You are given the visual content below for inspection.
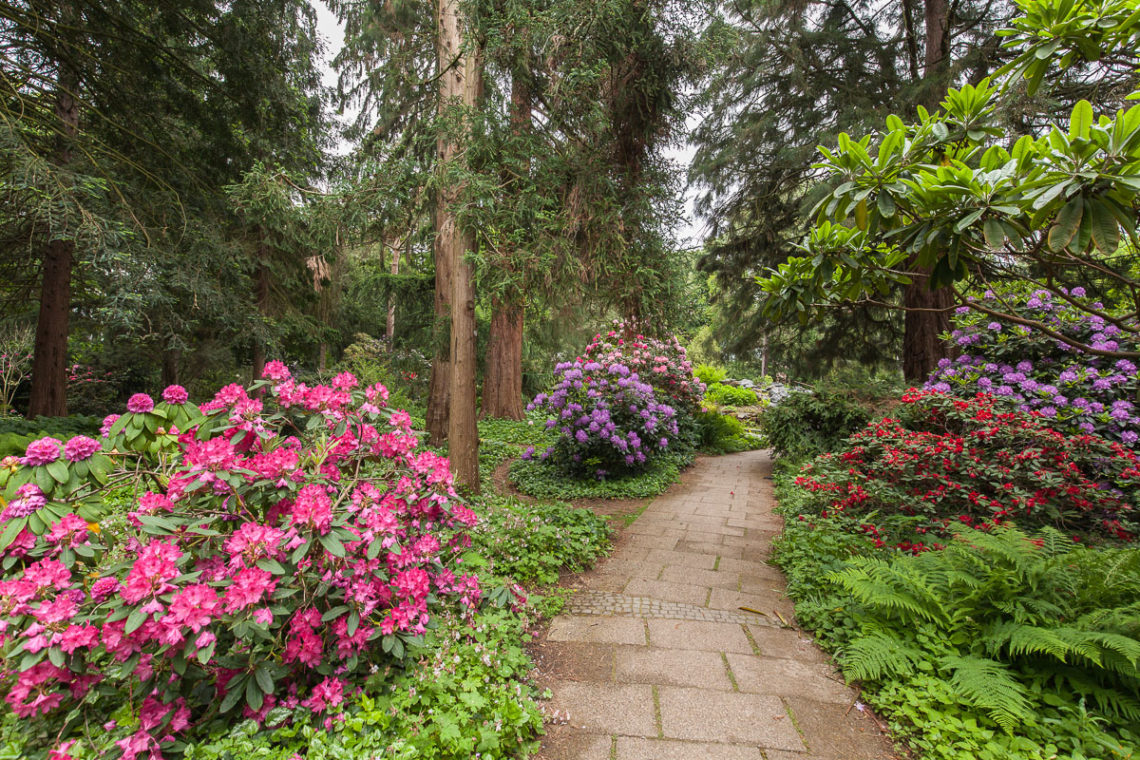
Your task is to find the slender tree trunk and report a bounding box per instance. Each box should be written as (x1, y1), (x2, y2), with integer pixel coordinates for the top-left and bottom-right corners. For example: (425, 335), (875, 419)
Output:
(251, 257), (269, 383)
(900, 0), (954, 384)
(386, 236), (401, 347)
(482, 75), (529, 421)
(426, 228), (453, 442)
(434, 0), (480, 490)
(28, 53), (80, 419)
(161, 348), (181, 387)
(902, 0), (921, 81)
(482, 299), (524, 419)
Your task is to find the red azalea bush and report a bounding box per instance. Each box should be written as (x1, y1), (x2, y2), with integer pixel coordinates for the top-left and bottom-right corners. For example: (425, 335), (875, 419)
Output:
(794, 390), (1139, 551)
(582, 320), (705, 413)
(0, 364), (480, 759)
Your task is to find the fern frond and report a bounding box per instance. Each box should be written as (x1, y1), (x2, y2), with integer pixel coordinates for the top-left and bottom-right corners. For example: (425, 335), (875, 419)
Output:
(839, 632), (925, 682)
(941, 655), (1032, 733)
(829, 559), (948, 626)
(984, 621), (1074, 661)
(1056, 668), (1140, 722)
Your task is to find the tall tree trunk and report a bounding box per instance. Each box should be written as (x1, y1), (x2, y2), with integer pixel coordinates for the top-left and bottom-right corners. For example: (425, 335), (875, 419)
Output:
(434, 0), (480, 490)
(251, 256), (269, 383)
(426, 225), (452, 442)
(482, 74), (529, 421)
(900, 0), (954, 384)
(386, 236), (401, 348)
(28, 54), (80, 419)
(902, 0), (921, 81)
(161, 347), (181, 387)
(482, 299), (524, 419)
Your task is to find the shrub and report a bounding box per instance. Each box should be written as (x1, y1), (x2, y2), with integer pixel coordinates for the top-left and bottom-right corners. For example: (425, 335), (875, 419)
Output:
(927, 287), (1140, 447)
(704, 382), (757, 407)
(0, 367), (481, 758)
(0, 416), (102, 458)
(525, 359), (680, 478)
(760, 389), (871, 458)
(693, 364), (727, 385)
(581, 321), (705, 414)
(694, 411), (757, 454)
(795, 390), (1139, 547)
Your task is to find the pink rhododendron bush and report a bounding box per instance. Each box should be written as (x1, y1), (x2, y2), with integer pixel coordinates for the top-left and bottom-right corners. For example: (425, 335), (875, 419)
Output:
(0, 363), (481, 759)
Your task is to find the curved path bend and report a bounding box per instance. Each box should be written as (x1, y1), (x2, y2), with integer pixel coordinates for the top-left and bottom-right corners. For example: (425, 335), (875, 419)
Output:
(531, 449), (900, 760)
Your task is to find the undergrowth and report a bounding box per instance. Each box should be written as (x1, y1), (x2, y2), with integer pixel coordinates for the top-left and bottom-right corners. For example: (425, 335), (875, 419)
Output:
(773, 459), (1140, 760)
(508, 451), (693, 500)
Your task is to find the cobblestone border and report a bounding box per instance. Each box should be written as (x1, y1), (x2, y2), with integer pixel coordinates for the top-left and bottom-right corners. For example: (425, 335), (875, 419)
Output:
(565, 590), (775, 626)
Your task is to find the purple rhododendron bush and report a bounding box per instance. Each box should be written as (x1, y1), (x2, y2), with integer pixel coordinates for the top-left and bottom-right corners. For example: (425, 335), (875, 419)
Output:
(0, 363), (482, 759)
(927, 287), (1140, 447)
(523, 322), (704, 479)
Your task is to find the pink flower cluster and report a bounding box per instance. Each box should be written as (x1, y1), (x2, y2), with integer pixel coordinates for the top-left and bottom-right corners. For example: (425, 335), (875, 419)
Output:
(583, 319), (705, 411)
(0, 362), (481, 757)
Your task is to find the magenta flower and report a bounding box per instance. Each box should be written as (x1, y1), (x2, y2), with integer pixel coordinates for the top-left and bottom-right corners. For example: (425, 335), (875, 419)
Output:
(63, 435), (100, 463)
(22, 437), (61, 466)
(99, 414), (120, 437)
(162, 384), (189, 405)
(126, 393), (154, 414)
(3, 483), (46, 519)
(262, 360), (291, 381)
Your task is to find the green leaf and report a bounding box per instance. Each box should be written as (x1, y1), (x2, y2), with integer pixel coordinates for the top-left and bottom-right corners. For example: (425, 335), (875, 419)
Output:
(854, 199), (868, 230)
(0, 517), (29, 552)
(254, 665), (274, 695)
(256, 559), (287, 575)
(877, 192), (896, 218)
(109, 415), (130, 438)
(983, 218), (1005, 249)
(1089, 200), (1121, 255)
(220, 679), (246, 713)
(1069, 100), (1093, 140)
(1049, 197), (1084, 251)
(318, 533), (346, 558)
(46, 460), (69, 484)
(125, 608), (149, 635)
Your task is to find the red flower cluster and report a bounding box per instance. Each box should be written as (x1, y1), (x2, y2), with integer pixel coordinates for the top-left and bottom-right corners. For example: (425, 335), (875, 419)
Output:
(795, 390), (1138, 546)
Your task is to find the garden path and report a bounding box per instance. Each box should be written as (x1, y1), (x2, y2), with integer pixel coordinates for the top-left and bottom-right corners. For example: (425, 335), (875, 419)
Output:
(530, 449), (900, 760)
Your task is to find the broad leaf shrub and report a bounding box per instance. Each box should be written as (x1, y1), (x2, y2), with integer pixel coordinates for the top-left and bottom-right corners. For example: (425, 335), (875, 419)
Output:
(794, 390), (1139, 549)
(525, 360), (681, 478)
(0, 415), (101, 458)
(760, 388), (871, 458)
(774, 468), (1140, 759)
(0, 366), (485, 759)
(928, 287), (1140, 447)
(704, 383), (757, 407)
(581, 320), (705, 413)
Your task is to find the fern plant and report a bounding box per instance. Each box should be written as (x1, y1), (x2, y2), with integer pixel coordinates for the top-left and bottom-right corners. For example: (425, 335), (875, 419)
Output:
(829, 526), (1140, 737)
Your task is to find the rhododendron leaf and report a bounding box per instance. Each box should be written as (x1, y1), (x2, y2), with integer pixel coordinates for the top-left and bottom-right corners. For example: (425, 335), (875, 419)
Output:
(382, 634), (395, 653)
(366, 537), (383, 559)
(46, 460), (69, 484)
(20, 651), (42, 670)
(290, 540), (310, 564)
(0, 516), (28, 552)
(138, 515), (178, 534)
(319, 533), (346, 557)
(256, 559), (286, 575)
(220, 680), (245, 714)
(125, 608), (148, 635)
(196, 642), (216, 665)
(322, 605), (349, 622)
(34, 467), (54, 495)
(28, 512), (46, 534)
(109, 415), (130, 438)
(254, 664), (274, 695)
(73, 544), (94, 558)
(347, 610), (360, 636)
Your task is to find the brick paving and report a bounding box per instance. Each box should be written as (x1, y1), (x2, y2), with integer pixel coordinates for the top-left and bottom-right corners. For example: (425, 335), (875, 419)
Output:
(531, 450), (900, 760)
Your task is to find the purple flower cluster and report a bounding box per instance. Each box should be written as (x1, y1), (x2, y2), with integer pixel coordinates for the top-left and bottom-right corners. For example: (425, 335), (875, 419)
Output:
(526, 359), (680, 477)
(928, 288), (1140, 446)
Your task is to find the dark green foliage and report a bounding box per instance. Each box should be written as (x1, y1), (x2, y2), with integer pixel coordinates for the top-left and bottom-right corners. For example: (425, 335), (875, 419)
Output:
(704, 382), (757, 407)
(773, 463), (1140, 759)
(694, 411), (759, 454)
(760, 390), (870, 458)
(467, 495), (612, 585)
(508, 452), (693, 500)
(0, 415), (101, 457)
(694, 364), (727, 385)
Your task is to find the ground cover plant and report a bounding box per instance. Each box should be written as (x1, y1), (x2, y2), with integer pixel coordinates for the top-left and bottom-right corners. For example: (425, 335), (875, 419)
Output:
(927, 288), (1140, 448)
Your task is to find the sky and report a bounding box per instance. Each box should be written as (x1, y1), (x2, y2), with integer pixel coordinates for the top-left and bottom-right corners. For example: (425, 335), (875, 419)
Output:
(312, 1), (705, 249)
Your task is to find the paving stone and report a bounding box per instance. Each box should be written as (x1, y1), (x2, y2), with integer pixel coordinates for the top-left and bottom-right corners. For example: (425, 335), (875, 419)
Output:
(613, 645), (734, 690)
(625, 534), (680, 550)
(647, 619), (753, 653)
(725, 653), (851, 703)
(544, 682), (657, 737)
(675, 540), (742, 558)
(738, 572), (790, 595)
(746, 626), (831, 663)
(708, 588), (796, 622)
(548, 616), (647, 646)
(624, 578), (710, 606)
(715, 557), (782, 576)
(616, 737), (764, 759)
(783, 697), (898, 759)
(566, 591), (768, 624)
(657, 686), (804, 749)
(534, 641), (616, 682)
(581, 574), (632, 593)
(643, 549), (717, 569)
(659, 565), (742, 590)
(535, 726), (613, 760)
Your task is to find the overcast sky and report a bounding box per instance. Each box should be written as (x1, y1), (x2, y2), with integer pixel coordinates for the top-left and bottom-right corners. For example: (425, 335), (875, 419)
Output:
(312, 1), (705, 249)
